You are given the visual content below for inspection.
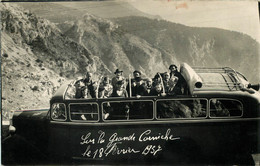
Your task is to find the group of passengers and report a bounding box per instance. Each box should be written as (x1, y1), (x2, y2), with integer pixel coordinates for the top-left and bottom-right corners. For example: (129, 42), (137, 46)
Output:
(74, 64), (186, 99)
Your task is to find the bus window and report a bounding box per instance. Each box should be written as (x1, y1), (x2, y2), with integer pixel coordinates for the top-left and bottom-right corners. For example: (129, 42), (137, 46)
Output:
(69, 103), (99, 121)
(156, 99), (207, 119)
(210, 99), (243, 118)
(102, 100), (153, 120)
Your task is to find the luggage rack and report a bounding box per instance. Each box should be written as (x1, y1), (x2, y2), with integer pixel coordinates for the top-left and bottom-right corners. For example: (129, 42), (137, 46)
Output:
(192, 66), (243, 91)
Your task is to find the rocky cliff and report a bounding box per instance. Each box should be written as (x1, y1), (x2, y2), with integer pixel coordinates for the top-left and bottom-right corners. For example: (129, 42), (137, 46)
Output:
(114, 16), (260, 83)
(1, 4), (110, 113)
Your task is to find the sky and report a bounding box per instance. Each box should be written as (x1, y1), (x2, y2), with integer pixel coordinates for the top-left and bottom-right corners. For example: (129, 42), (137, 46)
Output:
(127, 0), (260, 43)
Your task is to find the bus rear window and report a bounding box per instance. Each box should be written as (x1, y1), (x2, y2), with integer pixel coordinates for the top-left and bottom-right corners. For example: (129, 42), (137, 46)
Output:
(209, 99), (243, 118)
(156, 99), (207, 119)
(69, 103), (99, 121)
(102, 100), (153, 121)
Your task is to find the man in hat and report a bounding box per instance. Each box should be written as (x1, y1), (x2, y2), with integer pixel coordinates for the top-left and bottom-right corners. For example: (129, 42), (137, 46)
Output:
(112, 69), (125, 89)
(169, 64), (186, 94)
(127, 70), (147, 97)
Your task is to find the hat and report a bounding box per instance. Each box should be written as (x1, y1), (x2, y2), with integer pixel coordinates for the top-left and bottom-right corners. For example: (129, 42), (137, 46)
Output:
(114, 69), (123, 74)
(169, 64), (177, 70)
(133, 70), (141, 75)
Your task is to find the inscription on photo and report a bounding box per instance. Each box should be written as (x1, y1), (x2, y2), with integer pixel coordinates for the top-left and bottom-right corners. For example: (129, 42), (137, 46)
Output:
(80, 129), (180, 159)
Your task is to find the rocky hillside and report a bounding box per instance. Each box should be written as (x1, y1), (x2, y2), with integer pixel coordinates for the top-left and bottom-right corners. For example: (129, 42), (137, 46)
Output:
(1, 4), (110, 114)
(113, 16), (260, 83)
(64, 13), (176, 78)
(17, 2), (259, 82)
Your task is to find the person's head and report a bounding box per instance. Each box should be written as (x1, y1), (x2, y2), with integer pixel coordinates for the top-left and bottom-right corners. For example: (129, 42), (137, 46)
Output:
(153, 75), (161, 83)
(163, 72), (170, 80)
(133, 70), (141, 79)
(135, 77), (143, 86)
(85, 72), (93, 80)
(169, 64), (178, 73)
(116, 80), (124, 90)
(154, 83), (162, 92)
(146, 78), (152, 86)
(114, 69), (123, 77)
(103, 77), (110, 85)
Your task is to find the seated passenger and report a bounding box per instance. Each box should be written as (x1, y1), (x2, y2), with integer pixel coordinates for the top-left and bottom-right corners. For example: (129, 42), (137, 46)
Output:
(144, 78), (153, 96)
(167, 76), (179, 96)
(163, 72), (171, 93)
(83, 72), (97, 98)
(111, 80), (128, 98)
(150, 83), (164, 96)
(99, 76), (113, 98)
(112, 69), (125, 89)
(74, 79), (92, 99)
(152, 74), (162, 87)
(127, 70), (147, 97)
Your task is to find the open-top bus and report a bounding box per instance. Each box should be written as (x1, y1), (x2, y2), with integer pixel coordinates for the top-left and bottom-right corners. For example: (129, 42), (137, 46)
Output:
(2, 63), (260, 165)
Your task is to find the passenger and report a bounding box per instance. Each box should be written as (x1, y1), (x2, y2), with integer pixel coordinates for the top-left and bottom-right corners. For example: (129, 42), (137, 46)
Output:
(150, 83), (163, 96)
(152, 74), (162, 88)
(127, 70), (147, 97)
(167, 77), (179, 96)
(163, 72), (171, 93)
(169, 64), (186, 94)
(83, 72), (97, 98)
(99, 76), (113, 98)
(74, 79), (92, 99)
(145, 78), (153, 96)
(111, 80), (128, 97)
(112, 69), (125, 89)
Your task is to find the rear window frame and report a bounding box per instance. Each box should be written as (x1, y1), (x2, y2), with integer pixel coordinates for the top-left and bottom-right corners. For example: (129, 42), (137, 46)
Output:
(209, 98), (243, 119)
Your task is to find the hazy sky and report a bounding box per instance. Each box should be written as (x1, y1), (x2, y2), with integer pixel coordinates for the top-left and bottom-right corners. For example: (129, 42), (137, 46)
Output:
(127, 0), (260, 43)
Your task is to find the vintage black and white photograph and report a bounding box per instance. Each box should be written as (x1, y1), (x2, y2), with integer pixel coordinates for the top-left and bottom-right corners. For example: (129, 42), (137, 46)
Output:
(1, 0), (260, 165)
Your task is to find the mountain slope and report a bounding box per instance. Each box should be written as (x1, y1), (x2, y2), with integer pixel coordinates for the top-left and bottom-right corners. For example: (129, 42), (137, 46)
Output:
(1, 4), (110, 112)
(114, 16), (260, 82)
(64, 13), (177, 78)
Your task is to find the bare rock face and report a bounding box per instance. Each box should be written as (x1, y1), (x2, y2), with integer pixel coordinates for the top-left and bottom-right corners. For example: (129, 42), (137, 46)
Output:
(114, 16), (260, 83)
(1, 4), (110, 113)
(64, 13), (177, 78)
